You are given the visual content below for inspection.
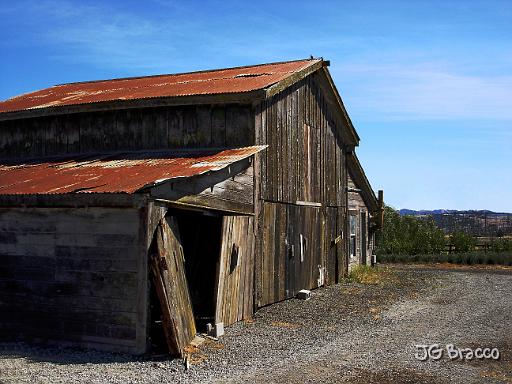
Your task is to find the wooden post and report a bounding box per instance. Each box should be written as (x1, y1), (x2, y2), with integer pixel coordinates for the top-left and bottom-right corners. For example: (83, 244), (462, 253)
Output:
(377, 190), (384, 229)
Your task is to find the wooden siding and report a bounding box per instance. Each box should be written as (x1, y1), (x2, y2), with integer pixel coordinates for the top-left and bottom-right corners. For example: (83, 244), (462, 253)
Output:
(348, 171), (372, 268)
(150, 160), (254, 215)
(215, 216), (255, 326)
(254, 72), (346, 206)
(258, 202), (330, 307)
(254, 71), (349, 307)
(0, 207), (147, 353)
(0, 104), (253, 159)
(325, 206), (348, 284)
(337, 207), (348, 278)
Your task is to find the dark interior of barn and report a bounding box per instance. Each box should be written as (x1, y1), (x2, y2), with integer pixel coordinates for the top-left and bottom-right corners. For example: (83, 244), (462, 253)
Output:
(175, 212), (222, 331)
(148, 210), (223, 352)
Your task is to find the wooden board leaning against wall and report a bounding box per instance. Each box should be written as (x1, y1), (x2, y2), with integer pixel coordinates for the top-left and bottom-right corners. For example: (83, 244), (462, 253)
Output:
(150, 216), (196, 357)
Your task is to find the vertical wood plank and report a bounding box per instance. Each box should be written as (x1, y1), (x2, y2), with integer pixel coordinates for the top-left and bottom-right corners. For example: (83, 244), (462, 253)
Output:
(260, 101), (268, 200)
(182, 107), (197, 147)
(167, 109), (183, 147)
(215, 216), (255, 326)
(196, 106), (212, 146)
(211, 107), (226, 147)
(65, 115), (80, 154)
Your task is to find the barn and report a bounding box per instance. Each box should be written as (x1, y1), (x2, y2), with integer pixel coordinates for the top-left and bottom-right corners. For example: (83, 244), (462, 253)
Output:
(0, 58), (383, 356)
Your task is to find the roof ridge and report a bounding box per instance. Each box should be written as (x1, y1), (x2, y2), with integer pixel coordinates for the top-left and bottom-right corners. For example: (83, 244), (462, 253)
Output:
(55, 58), (318, 87)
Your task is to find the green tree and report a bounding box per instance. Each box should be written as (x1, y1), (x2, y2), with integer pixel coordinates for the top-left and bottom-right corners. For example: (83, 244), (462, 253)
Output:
(376, 206), (445, 255)
(450, 231), (475, 253)
(491, 238), (512, 253)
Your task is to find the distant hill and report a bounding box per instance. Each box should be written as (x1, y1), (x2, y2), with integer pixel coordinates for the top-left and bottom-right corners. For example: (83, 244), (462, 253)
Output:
(399, 209), (512, 236)
(399, 209), (508, 216)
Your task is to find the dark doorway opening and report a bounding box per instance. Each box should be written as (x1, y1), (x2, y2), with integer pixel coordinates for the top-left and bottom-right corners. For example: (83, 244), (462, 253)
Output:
(147, 210), (223, 354)
(148, 274), (167, 354)
(173, 211), (223, 332)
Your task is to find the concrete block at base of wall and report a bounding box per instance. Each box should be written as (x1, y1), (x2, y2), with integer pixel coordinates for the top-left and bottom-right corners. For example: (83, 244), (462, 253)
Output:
(214, 322), (224, 337)
(296, 289), (311, 300)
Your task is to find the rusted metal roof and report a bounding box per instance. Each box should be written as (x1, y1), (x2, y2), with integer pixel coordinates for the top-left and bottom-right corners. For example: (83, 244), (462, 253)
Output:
(0, 146), (265, 195)
(0, 59), (321, 114)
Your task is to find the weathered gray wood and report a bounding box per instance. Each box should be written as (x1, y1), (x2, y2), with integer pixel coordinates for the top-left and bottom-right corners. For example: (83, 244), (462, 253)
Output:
(251, 70), (367, 308)
(150, 216), (196, 357)
(176, 195), (253, 215)
(149, 159), (254, 214)
(0, 104), (253, 159)
(0, 194), (147, 208)
(0, 206), (147, 354)
(258, 201), (326, 306)
(255, 72), (351, 207)
(325, 207), (337, 285)
(0, 90), (266, 122)
(145, 201), (167, 251)
(226, 105), (251, 147)
(253, 102), (263, 311)
(337, 206), (348, 279)
(347, 168), (374, 268)
(215, 215), (255, 326)
(196, 106), (212, 146)
(265, 60), (323, 98)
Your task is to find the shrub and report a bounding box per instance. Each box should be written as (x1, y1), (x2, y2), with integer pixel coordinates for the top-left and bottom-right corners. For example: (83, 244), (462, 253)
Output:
(450, 232), (476, 253)
(491, 238), (512, 253)
(376, 205), (446, 256)
(377, 251), (512, 266)
(474, 253), (485, 264)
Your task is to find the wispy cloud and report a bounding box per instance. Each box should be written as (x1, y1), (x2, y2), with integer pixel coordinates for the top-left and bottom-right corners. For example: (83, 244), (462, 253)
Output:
(2, 0), (208, 73)
(335, 63), (512, 121)
(0, 0), (372, 74)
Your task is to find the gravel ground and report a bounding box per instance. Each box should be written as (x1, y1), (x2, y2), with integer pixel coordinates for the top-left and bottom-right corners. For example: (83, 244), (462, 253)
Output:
(0, 264), (510, 384)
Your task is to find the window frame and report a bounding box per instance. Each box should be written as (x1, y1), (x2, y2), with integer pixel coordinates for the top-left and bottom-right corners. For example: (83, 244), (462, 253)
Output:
(349, 214), (357, 258)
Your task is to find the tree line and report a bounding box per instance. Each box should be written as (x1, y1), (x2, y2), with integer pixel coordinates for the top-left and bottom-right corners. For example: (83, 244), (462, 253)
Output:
(376, 206), (512, 256)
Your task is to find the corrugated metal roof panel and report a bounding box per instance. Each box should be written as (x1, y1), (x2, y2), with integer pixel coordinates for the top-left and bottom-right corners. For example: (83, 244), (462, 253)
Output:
(0, 59), (320, 113)
(0, 146), (265, 195)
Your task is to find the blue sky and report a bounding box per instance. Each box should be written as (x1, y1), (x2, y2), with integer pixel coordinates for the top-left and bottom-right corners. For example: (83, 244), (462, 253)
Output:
(1, 0), (511, 211)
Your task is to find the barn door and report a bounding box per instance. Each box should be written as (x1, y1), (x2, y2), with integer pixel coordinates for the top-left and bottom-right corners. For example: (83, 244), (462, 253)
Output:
(336, 208), (347, 280)
(325, 207), (338, 285)
(150, 216), (196, 357)
(215, 216), (255, 327)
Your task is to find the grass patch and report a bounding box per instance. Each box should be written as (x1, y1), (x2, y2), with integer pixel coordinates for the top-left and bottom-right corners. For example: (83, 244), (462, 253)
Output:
(348, 265), (397, 286)
(271, 321), (301, 329)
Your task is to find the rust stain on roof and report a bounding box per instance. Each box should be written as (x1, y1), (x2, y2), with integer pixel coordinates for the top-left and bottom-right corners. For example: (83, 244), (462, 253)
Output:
(0, 59), (320, 114)
(0, 146), (266, 195)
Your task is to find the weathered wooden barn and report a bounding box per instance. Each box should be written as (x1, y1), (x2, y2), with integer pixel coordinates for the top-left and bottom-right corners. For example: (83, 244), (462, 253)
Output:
(0, 58), (382, 356)
(347, 153), (383, 269)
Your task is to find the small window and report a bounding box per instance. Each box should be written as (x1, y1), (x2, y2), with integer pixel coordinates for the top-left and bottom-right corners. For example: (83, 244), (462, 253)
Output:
(349, 215), (357, 258)
(350, 215), (357, 236)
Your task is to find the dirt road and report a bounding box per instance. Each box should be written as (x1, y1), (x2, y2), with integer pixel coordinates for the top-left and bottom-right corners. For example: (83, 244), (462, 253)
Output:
(1, 265), (511, 383)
